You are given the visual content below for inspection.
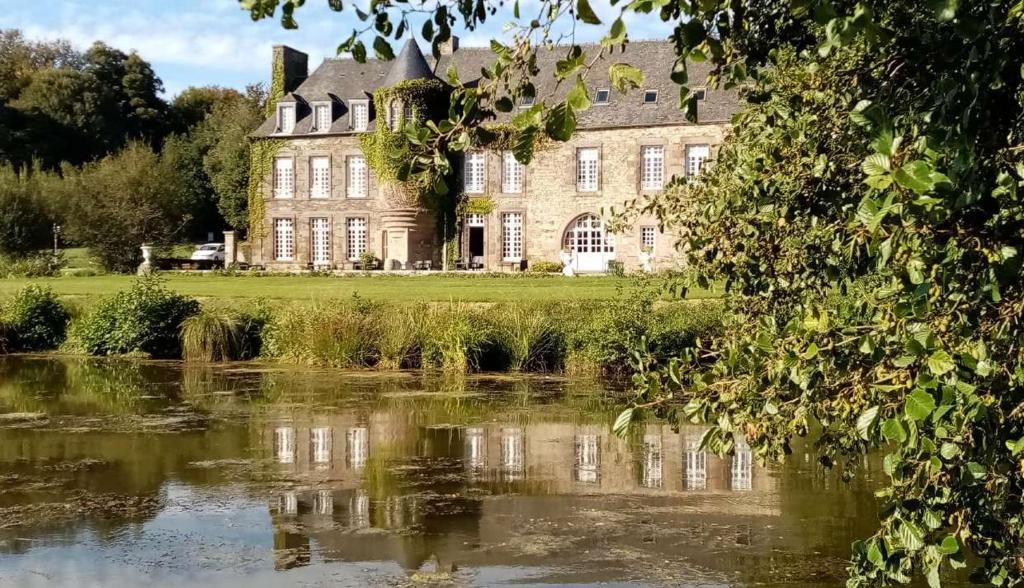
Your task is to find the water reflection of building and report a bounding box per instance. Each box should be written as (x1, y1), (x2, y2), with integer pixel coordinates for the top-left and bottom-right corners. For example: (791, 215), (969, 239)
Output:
(261, 416), (773, 571)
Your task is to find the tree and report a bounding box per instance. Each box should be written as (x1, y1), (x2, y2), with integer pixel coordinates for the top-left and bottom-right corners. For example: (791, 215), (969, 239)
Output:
(0, 163), (55, 256)
(0, 30), (80, 103)
(169, 86), (245, 134)
(58, 142), (191, 272)
(245, 1), (1024, 586)
(198, 84), (266, 232)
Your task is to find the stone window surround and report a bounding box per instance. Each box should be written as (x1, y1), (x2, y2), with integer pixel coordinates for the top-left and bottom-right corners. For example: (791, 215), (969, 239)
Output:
(272, 154), (296, 199)
(574, 142), (603, 195)
(637, 139), (667, 193)
(345, 152), (369, 198)
(344, 214), (370, 261)
(500, 151), (526, 195)
(307, 153), (333, 199)
(276, 103), (297, 134)
(500, 209), (527, 262)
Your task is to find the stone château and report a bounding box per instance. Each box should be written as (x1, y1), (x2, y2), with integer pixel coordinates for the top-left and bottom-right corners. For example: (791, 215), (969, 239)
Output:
(249, 39), (739, 272)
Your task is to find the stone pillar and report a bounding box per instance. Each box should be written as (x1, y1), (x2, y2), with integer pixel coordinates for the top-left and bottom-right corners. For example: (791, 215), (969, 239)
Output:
(380, 208), (420, 271)
(223, 230), (237, 267)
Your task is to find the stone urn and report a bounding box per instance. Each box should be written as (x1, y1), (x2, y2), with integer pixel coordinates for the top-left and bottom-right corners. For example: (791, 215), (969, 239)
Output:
(138, 244), (154, 275)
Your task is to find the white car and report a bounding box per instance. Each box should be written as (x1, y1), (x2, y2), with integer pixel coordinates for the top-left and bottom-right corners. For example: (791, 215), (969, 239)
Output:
(190, 243), (226, 262)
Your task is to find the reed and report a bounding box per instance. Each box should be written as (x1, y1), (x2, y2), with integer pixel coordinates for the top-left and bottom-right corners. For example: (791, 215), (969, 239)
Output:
(372, 304), (420, 370)
(180, 308), (241, 362)
(419, 302), (491, 373)
(488, 303), (563, 371)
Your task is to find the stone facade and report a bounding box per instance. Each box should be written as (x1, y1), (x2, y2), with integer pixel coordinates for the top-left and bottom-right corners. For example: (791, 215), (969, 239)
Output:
(251, 41), (735, 272)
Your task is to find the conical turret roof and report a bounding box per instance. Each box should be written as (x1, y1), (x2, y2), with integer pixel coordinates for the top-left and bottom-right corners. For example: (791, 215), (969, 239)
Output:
(381, 40), (436, 87)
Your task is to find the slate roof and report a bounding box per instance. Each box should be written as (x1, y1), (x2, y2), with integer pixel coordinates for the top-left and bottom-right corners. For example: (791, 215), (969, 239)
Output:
(252, 39), (741, 138)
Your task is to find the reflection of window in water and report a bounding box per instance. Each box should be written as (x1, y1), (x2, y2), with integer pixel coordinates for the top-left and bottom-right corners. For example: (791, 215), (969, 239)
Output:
(641, 435), (663, 488)
(684, 435), (707, 490)
(465, 427), (486, 470)
(500, 428), (524, 480)
(310, 427), (332, 467)
(314, 489), (333, 515)
(347, 427), (369, 469)
(573, 434), (600, 485)
(349, 489), (370, 528)
(382, 495), (405, 528)
(731, 438), (753, 491)
(280, 491), (298, 515)
(274, 427), (295, 464)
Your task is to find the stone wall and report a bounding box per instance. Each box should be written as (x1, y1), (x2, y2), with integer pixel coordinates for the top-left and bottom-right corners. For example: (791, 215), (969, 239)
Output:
(254, 122), (728, 271)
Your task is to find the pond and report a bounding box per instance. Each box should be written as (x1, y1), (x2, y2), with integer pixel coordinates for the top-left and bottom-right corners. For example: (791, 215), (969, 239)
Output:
(0, 355), (900, 587)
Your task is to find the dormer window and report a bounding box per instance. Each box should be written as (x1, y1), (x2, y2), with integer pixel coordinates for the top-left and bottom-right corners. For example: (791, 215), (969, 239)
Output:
(594, 89), (610, 105)
(278, 104), (296, 134)
(312, 103), (332, 133)
(693, 88), (706, 101)
(351, 100), (369, 131)
(643, 90), (658, 104)
(519, 95), (535, 108)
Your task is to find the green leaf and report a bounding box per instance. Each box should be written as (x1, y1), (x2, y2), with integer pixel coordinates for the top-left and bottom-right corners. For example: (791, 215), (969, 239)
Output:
(897, 520), (925, 551)
(867, 541), (885, 569)
(575, 0), (602, 24)
(856, 406), (879, 440)
(544, 102), (577, 141)
(861, 153), (891, 176)
(802, 342), (818, 359)
(881, 418), (907, 443)
(613, 407), (634, 436)
(350, 40), (367, 63)
(939, 535), (960, 555)
(905, 390), (936, 421)
(602, 18), (627, 47)
(511, 125), (538, 165)
(928, 0), (958, 20)
(608, 63), (645, 94)
(373, 36), (395, 60)
(566, 76), (592, 111)
(940, 442), (960, 460)
(927, 350), (955, 376)
(1006, 437), (1024, 456)
(894, 160), (937, 194)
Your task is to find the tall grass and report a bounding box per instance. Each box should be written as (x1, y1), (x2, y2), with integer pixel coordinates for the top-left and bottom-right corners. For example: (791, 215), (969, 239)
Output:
(487, 303), (563, 371)
(181, 308), (241, 362)
(372, 305), (420, 370)
(418, 302), (491, 372)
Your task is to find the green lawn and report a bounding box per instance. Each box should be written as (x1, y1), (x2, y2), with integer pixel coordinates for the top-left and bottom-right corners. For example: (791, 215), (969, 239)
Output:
(0, 273), (717, 303)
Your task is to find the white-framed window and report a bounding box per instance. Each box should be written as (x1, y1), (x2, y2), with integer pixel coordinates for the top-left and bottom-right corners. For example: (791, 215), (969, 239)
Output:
(594, 88), (610, 104)
(519, 95), (535, 108)
(404, 105), (414, 123)
(684, 434), (707, 490)
(388, 100), (401, 130)
(576, 147), (599, 192)
(465, 213), (485, 227)
(686, 144), (711, 177)
(573, 434), (600, 484)
(501, 151), (523, 194)
(640, 145), (665, 190)
(273, 219), (294, 261)
(693, 88), (706, 101)
(346, 217), (367, 261)
(641, 225), (656, 253)
(310, 156), (330, 199)
(277, 104), (296, 133)
(501, 212), (523, 261)
(351, 100), (369, 131)
(310, 426), (332, 464)
(311, 217), (331, 266)
(347, 155), (368, 198)
(347, 427), (369, 469)
(464, 151), (486, 194)
(273, 157), (293, 199)
(641, 435), (663, 489)
(643, 90), (658, 104)
(312, 103), (332, 133)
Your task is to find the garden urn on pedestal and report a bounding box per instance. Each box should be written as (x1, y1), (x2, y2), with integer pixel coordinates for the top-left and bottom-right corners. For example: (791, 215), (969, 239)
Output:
(138, 244), (154, 275)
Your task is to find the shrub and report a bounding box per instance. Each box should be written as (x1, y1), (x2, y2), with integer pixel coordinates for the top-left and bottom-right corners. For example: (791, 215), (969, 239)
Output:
(66, 277), (200, 358)
(529, 260), (563, 274)
(359, 250), (379, 270)
(647, 300), (725, 362)
(0, 284), (70, 351)
(181, 308), (241, 362)
(0, 252), (65, 278)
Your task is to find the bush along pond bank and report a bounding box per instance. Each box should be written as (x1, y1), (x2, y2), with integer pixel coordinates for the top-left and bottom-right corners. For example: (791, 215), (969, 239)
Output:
(0, 277), (724, 375)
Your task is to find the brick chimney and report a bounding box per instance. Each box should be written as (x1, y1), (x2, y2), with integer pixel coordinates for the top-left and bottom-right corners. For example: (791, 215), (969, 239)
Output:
(438, 36), (460, 55)
(272, 45), (308, 94)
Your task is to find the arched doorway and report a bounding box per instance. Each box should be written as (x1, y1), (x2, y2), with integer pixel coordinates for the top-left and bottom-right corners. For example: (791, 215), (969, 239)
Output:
(563, 213), (615, 273)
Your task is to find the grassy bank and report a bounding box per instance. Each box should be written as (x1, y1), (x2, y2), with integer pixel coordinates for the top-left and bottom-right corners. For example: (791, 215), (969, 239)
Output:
(1, 278), (725, 376)
(0, 273), (718, 303)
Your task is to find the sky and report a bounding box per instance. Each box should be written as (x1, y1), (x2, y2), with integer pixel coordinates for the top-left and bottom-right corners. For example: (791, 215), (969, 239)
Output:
(0, 0), (675, 98)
